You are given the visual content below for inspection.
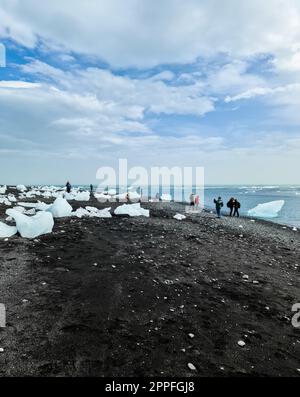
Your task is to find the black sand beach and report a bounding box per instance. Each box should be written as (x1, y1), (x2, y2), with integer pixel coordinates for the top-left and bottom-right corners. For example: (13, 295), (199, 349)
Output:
(0, 191), (300, 377)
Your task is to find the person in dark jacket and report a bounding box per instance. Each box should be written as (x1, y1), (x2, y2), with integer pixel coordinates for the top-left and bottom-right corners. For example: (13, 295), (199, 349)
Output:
(90, 184), (94, 193)
(214, 197), (224, 218)
(66, 181), (72, 194)
(233, 199), (241, 217)
(227, 197), (235, 216)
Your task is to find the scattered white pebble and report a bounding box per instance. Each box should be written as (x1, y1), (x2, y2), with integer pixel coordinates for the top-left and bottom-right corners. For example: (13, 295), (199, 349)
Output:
(253, 280), (259, 284)
(243, 275), (249, 280)
(188, 333), (195, 339)
(0, 348), (4, 353)
(238, 340), (246, 347)
(188, 363), (197, 371)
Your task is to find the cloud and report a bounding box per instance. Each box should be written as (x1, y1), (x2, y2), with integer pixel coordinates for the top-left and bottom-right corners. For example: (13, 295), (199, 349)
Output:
(19, 60), (215, 117)
(225, 83), (300, 103)
(1, 0), (300, 68)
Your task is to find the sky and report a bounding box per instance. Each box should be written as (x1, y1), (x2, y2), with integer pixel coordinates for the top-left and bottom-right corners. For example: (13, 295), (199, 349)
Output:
(0, 0), (300, 185)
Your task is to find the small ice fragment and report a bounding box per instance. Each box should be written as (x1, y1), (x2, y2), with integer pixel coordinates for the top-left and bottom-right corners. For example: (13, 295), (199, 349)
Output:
(238, 341), (246, 347)
(174, 213), (186, 221)
(188, 333), (195, 339)
(243, 275), (249, 280)
(188, 363), (197, 371)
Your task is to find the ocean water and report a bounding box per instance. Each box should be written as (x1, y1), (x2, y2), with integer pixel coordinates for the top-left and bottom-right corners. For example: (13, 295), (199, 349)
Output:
(202, 185), (300, 228)
(70, 184), (300, 227)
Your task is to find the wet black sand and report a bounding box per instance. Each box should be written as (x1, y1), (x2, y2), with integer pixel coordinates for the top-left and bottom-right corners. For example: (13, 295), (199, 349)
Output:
(0, 191), (300, 377)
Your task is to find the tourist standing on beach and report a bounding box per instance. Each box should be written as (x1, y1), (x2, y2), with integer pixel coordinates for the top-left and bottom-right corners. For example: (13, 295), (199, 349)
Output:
(233, 199), (241, 217)
(90, 184), (93, 193)
(195, 195), (200, 209)
(227, 197), (235, 216)
(66, 181), (72, 194)
(190, 193), (195, 209)
(214, 197), (223, 218)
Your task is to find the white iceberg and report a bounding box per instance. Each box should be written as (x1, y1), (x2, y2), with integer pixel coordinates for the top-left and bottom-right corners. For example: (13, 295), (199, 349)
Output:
(114, 203), (149, 217)
(0, 222), (17, 238)
(248, 200), (285, 218)
(6, 209), (54, 239)
(174, 213), (186, 221)
(0, 185), (7, 194)
(48, 197), (73, 218)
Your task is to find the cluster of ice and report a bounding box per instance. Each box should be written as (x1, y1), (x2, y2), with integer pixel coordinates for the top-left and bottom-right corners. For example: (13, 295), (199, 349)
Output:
(248, 200), (285, 218)
(64, 191), (90, 201)
(114, 203), (149, 217)
(95, 190), (141, 203)
(73, 207), (112, 219)
(6, 209), (54, 239)
(0, 185), (149, 239)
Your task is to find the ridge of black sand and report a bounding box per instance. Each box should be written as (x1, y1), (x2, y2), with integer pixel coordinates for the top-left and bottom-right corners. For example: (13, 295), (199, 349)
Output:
(0, 197), (300, 377)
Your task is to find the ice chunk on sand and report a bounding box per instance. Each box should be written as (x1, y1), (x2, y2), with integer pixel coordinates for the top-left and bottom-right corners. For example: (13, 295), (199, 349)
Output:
(0, 222), (17, 238)
(17, 184), (27, 192)
(94, 193), (110, 202)
(48, 197), (73, 218)
(0, 185), (7, 194)
(17, 201), (51, 211)
(73, 208), (90, 218)
(248, 200), (285, 218)
(6, 210), (54, 239)
(114, 203), (149, 217)
(174, 213), (186, 221)
(115, 192), (141, 202)
(0, 197), (12, 206)
(85, 206), (112, 218)
(93, 208), (112, 218)
(74, 191), (90, 201)
(8, 194), (17, 202)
